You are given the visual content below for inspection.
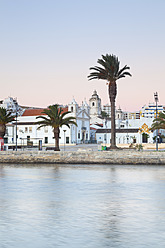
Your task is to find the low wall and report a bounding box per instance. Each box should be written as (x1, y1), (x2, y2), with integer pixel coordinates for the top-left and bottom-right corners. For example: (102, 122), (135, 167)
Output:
(0, 150), (165, 165)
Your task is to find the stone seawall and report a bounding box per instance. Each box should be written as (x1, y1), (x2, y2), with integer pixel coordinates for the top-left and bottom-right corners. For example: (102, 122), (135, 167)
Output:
(0, 150), (165, 165)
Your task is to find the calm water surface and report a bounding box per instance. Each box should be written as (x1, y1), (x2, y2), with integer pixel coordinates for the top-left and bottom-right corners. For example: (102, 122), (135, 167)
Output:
(0, 164), (165, 248)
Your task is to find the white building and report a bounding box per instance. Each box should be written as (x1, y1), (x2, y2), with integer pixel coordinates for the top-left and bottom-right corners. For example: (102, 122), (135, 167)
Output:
(102, 104), (124, 120)
(95, 117), (155, 145)
(140, 103), (164, 118)
(0, 97), (24, 116)
(123, 111), (140, 120)
(4, 99), (90, 147)
(90, 123), (103, 142)
(2, 95), (165, 147)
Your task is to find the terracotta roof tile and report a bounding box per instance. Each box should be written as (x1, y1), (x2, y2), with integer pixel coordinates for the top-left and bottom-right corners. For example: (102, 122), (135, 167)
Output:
(22, 107), (68, 117)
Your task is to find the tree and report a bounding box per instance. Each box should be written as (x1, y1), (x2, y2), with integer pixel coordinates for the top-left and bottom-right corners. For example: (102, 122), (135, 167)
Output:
(36, 104), (77, 151)
(150, 111), (165, 130)
(101, 110), (109, 118)
(0, 107), (15, 138)
(88, 54), (131, 149)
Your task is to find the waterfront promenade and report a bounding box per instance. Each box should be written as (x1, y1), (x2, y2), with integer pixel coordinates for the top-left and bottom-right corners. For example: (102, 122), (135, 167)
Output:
(0, 143), (165, 165)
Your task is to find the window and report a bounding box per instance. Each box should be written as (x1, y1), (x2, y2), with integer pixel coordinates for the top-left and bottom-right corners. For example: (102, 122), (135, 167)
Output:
(78, 132), (80, 139)
(25, 127), (28, 133)
(29, 127), (32, 133)
(66, 137), (69, 144)
(71, 106), (73, 112)
(92, 102), (95, 106)
(86, 133), (88, 140)
(45, 137), (48, 144)
(4, 138), (8, 144)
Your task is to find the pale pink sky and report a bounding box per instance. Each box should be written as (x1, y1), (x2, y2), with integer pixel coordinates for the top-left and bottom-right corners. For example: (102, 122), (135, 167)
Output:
(0, 0), (165, 111)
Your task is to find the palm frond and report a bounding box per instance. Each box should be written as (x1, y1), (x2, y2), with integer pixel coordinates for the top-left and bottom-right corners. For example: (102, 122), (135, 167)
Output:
(118, 71), (132, 79)
(35, 104), (77, 131)
(0, 107), (15, 124)
(150, 112), (165, 130)
(88, 54), (131, 85)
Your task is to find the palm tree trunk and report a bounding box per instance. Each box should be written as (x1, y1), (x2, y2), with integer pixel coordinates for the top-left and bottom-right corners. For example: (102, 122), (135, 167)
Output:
(54, 127), (60, 151)
(109, 82), (118, 149)
(0, 124), (6, 138)
(110, 99), (117, 148)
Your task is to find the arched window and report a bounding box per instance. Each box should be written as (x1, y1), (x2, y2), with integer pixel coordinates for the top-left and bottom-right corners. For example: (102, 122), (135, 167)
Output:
(71, 106), (73, 112)
(92, 102), (95, 106)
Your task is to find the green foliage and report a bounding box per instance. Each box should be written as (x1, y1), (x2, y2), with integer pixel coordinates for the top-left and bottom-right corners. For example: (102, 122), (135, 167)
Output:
(36, 104), (77, 129)
(150, 111), (165, 130)
(142, 133), (150, 138)
(135, 144), (143, 151)
(0, 107), (14, 125)
(101, 110), (109, 118)
(153, 134), (165, 141)
(0, 107), (15, 138)
(36, 104), (77, 150)
(88, 54), (132, 83)
(88, 53), (131, 148)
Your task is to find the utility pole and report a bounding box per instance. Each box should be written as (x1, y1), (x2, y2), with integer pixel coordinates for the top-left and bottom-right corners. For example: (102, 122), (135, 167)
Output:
(15, 100), (18, 151)
(154, 92), (159, 151)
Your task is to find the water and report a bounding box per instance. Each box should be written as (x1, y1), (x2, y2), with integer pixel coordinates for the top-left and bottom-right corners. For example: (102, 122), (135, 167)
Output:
(0, 164), (165, 248)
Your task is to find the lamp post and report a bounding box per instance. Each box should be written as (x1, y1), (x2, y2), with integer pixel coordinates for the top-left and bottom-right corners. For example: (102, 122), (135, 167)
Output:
(15, 100), (18, 151)
(126, 118), (129, 144)
(154, 92), (159, 151)
(105, 118), (107, 146)
(63, 130), (66, 151)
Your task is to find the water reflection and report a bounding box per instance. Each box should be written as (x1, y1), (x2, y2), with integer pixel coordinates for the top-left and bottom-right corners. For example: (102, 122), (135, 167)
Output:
(0, 164), (165, 247)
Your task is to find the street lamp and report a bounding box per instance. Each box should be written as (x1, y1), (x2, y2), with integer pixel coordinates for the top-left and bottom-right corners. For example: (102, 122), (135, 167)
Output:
(63, 130), (66, 151)
(14, 99), (18, 151)
(154, 92), (159, 151)
(105, 118), (107, 145)
(126, 119), (129, 144)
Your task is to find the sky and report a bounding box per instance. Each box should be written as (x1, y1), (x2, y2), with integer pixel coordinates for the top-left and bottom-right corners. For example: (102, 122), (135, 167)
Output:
(0, 0), (165, 111)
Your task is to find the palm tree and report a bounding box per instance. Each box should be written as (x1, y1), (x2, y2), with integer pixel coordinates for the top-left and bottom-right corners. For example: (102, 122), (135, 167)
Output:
(150, 112), (165, 130)
(36, 104), (77, 151)
(0, 107), (15, 138)
(88, 54), (132, 149)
